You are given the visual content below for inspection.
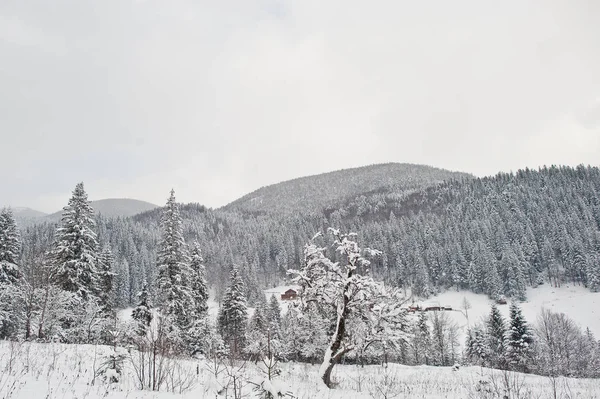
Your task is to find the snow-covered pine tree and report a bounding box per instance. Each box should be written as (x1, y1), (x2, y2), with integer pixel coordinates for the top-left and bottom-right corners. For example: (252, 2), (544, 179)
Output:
(189, 241), (208, 317)
(0, 208), (21, 285)
(487, 304), (507, 369)
(465, 324), (490, 366)
(185, 241), (211, 355)
(411, 310), (431, 365)
(156, 189), (193, 331)
(97, 245), (115, 316)
(501, 248), (527, 301)
(586, 252), (600, 292)
(49, 182), (99, 301)
(0, 208), (22, 339)
(267, 294), (282, 340)
(245, 297), (269, 360)
(131, 282), (152, 337)
(218, 267), (248, 358)
(505, 302), (533, 372)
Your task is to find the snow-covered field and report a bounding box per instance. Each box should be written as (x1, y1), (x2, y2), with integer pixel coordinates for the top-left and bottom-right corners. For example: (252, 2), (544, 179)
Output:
(1, 341), (599, 399)
(417, 284), (600, 345)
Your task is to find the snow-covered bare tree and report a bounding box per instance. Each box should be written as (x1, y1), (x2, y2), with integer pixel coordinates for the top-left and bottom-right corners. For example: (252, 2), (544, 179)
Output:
(290, 228), (407, 388)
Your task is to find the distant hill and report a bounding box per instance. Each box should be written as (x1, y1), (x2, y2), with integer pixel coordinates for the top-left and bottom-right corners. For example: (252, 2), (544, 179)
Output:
(11, 207), (48, 226)
(45, 198), (159, 222)
(11, 207), (48, 219)
(224, 163), (472, 214)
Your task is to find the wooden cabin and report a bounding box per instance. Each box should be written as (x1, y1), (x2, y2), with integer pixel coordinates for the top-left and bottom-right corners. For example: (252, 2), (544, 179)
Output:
(281, 289), (298, 300)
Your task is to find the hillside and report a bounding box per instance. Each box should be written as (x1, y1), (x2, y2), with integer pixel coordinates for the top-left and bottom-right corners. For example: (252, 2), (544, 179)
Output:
(10, 206), (47, 219)
(224, 163), (472, 214)
(45, 198), (159, 222)
(18, 165), (600, 311)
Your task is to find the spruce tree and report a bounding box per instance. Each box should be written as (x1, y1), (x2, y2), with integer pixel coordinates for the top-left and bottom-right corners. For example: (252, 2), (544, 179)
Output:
(245, 299), (268, 360)
(411, 311), (431, 365)
(217, 267), (248, 357)
(189, 242), (209, 318)
(487, 304), (507, 368)
(97, 246), (115, 315)
(131, 282), (153, 337)
(0, 208), (21, 338)
(156, 189), (193, 330)
(267, 294), (282, 339)
(586, 253), (600, 292)
(466, 325), (490, 366)
(0, 208), (21, 285)
(186, 241), (211, 355)
(502, 248), (527, 300)
(50, 182), (99, 301)
(505, 302), (533, 372)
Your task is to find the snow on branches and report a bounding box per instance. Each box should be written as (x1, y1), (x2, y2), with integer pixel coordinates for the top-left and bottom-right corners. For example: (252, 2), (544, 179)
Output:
(288, 228), (408, 388)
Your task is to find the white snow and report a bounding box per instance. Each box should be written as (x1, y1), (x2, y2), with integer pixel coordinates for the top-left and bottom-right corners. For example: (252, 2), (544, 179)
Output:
(414, 284), (600, 345)
(1, 341), (598, 398)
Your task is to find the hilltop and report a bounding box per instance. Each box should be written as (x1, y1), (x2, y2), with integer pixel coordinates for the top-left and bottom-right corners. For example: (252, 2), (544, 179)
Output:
(224, 163), (472, 214)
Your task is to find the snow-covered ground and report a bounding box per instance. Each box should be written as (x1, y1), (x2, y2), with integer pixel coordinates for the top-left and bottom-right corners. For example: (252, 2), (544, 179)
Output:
(417, 284), (600, 345)
(1, 341), (599, 399)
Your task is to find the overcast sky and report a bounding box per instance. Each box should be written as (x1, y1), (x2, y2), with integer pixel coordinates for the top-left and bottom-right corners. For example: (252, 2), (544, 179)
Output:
(1, 0), (599, 212)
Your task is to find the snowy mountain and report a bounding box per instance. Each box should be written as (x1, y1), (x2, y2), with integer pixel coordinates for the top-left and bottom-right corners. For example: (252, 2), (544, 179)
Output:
(45, 198), (159, 221)
(224, 163), (472, 214)
(10, 206), (47, 219)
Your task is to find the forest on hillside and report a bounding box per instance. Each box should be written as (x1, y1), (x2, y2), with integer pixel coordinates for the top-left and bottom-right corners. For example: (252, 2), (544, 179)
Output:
(15, 165), (600, 309)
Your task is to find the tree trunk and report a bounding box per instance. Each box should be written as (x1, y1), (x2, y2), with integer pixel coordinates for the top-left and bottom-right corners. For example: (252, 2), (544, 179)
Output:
(320, 287), (350, 388)
(38, 283), (51, 339)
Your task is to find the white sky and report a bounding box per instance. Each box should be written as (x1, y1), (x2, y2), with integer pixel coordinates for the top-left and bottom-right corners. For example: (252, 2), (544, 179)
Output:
(1, 0), (599, 212)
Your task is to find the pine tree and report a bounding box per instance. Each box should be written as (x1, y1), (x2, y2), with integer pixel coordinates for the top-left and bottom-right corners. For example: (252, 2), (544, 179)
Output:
(487, 304), (507, 368)
(0, 208), (21, 339)
(411, 311), (431, 365)
(50, 182), (99, 301)
(466, 325), (490, 366)
(184, 241), (211, 355)
(502, 248), (527, 300)
(217, 267), (248, 357)
(245, 298), (269, 360)
(156, 189), (193, 330)
(505, 302), (533, 372)
(97, 246), (115, 316)
(131, 282), (153, 337)
(0, 208), (21, 285)
(189, 241), (209, 318)
(267, 294), (282, 339)
(586, 253), (600, 292)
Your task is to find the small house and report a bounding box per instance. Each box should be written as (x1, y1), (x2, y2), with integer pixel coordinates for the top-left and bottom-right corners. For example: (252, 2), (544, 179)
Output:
(281, 289), (298, 300)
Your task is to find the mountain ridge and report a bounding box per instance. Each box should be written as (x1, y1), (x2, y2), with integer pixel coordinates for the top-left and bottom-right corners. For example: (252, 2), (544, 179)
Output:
(224, 162), (472, 214)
